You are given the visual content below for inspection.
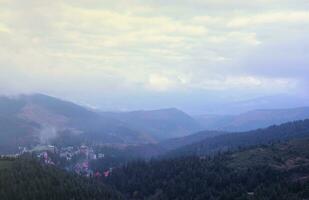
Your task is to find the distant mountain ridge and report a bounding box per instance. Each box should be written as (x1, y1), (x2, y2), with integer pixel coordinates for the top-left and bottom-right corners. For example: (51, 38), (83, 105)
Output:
(196, 106), (309, 132)
(2, 93), (309, 155)
(168, 119), (309, 157)
(0, 94), (155, 153)
(201, 94), (309, 115)
(101, 108), (202, 139)
(123, 119), (309, 159)
(0, 94), (202, 154)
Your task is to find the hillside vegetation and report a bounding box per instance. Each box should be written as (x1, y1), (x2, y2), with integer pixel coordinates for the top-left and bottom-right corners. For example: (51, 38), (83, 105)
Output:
(0, 156), (123, 200)
(168, 119), (309, 157)
(105, 138), (309, 200)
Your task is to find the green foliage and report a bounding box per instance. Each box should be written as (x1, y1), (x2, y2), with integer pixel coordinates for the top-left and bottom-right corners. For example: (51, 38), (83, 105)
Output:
(168, 119), (309, 157)
(0, 158), (13, 170)
(0, 157), (123, 200)
(105, 138), (309, 200)
(0, 116), (39, 153)
(228, 138), (309, 169)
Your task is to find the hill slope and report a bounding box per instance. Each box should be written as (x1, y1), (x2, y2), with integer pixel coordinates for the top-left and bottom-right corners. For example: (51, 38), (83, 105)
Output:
(122, 130), (226, 158)
(0, 94), (155, 153)
(105, 138), (309, 200)
(86, 119), (309, 160)
(169, 119), (309, 157)
(0, 156), (122, 200)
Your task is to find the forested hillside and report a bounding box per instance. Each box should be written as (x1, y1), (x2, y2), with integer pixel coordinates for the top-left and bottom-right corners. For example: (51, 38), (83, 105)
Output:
(168, 119), (309, 157)
(84, 119), (309, 161)
(105, 138), (309, 200)
(0, 156), (123, 200)
(118, 119), (309, 159)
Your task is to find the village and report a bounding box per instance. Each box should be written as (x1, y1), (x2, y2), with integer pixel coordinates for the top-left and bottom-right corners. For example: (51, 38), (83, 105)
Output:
(9, 144), (113, 178)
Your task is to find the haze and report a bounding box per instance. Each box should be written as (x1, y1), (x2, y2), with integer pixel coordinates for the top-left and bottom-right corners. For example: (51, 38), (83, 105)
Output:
(1, 0), (309, 114)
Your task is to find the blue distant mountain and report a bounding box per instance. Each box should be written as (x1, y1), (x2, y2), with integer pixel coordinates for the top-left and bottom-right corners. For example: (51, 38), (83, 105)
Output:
(196, 106), (309, 132)
(0, 94), (202, 153)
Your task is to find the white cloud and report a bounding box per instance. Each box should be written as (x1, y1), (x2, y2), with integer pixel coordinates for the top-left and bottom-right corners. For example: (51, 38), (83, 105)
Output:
(0, 0), (308, 106)
(227, 11), (309, 28)
(0, 24), (10, 33)
(147, 74), (174, 91)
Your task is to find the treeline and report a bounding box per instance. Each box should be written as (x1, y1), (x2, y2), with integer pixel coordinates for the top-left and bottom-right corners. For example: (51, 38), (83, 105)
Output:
(0, 156), (123, 200)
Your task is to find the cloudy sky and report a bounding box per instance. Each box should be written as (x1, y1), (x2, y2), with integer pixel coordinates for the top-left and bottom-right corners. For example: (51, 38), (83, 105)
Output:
(0, 0), (309, 113)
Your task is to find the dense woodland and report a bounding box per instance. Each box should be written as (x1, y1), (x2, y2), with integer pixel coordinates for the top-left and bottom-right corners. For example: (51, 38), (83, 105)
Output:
(104, 138), (309, 200)
(84, 119), (309, 162)
(1, 96), (309, 200)
(166, 119), (309, 157)
(1, 138), (309, 199)
(0, 156), (122, 200)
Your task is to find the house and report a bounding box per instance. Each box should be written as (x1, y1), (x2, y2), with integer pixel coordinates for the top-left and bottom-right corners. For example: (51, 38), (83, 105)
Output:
(31, 145), (57, 154)
(98, 153), (105, 159)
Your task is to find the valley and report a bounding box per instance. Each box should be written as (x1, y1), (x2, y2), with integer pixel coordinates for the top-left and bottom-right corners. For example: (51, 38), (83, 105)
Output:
(1, 94), (309, 200)
(2, 1), (309, 198)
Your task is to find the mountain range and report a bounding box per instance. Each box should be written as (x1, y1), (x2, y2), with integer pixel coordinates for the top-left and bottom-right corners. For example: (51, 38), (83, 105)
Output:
(121, 119), (309, 159)
(0, 94), (201, 153)
(195, 106), (309, 132)
(1, 93), (309, 155)
(1, 94), (309, 199)
(168, 119), (309, 157)
(101, 108), (201, 139)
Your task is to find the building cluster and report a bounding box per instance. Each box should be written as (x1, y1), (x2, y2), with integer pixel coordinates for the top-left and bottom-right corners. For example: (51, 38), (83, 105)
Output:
(74, 160), (92, 176)
(32, 145), (57, 165)
(59, 145), (106, 177)
(59, 146), (74, 161)
(59, 145), (105, 161)
(2, 146), (31, 158)
(37, 151), (55, 165)
(3, 144), (110, 178)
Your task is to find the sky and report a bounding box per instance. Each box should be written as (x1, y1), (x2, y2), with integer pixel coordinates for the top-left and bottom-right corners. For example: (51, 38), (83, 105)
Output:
(0, 0), (309, 114)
